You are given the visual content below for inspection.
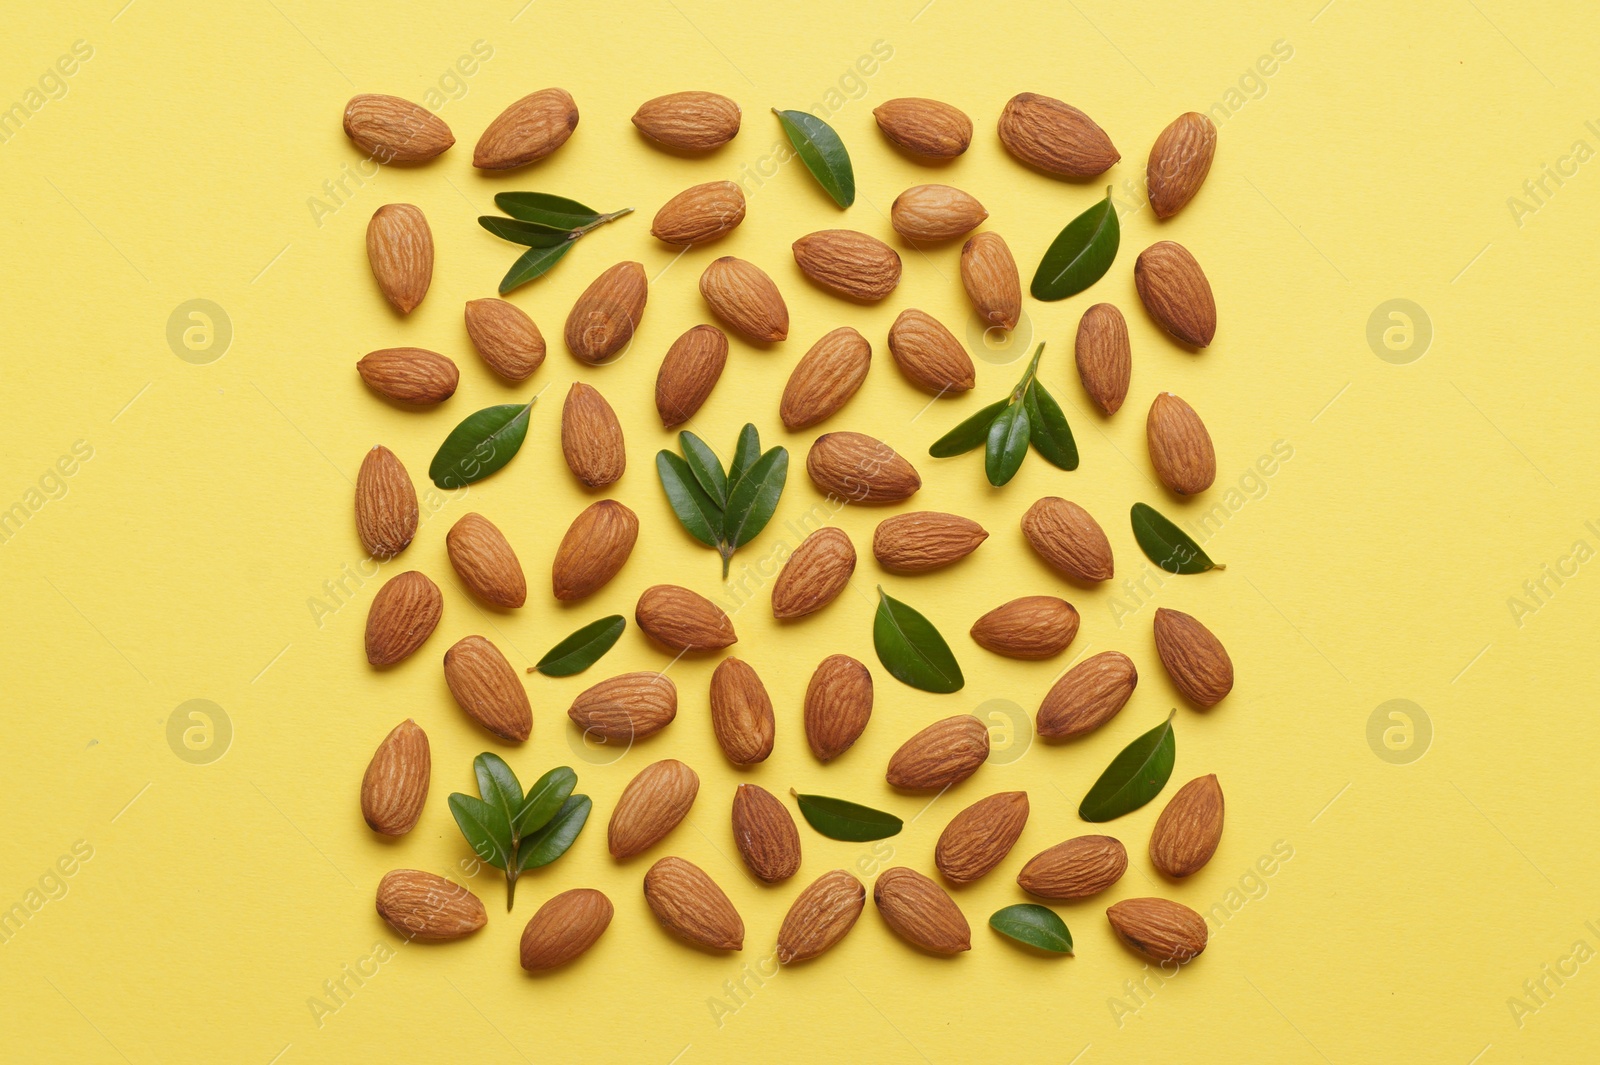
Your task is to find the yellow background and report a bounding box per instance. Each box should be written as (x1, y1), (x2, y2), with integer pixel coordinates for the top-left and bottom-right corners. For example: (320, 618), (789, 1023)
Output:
(3, 1), (1596, 1061)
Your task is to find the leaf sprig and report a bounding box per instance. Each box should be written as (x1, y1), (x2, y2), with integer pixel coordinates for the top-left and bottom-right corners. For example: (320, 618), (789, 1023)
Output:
(478, 192), (633, 294)
(928, 343), (1078, 486)
(448, 755), (591, 910)
(656, 424), (788, 578)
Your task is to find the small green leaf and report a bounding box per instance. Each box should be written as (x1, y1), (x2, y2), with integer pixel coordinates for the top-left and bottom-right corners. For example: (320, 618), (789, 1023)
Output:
(679, 431), (729, 509)
(499, 241), (574, 293)
(723, 447), (789, 549)
(793, 791), (902, 841)
(773, 109), (855, 207)
(493, 192), (601, 229)
(1130, 502), (1223, 574)
(929, 398), (1008, 458)
(873, 586), (964, 693)
(448, 793), (514, 870)
(1079, 710), (1177, 822)
(473, 753), (522, 830)
(1026, 382), (1079, 470)
(478, 215), (573, 246)
(517, 794), (592, 870)
(534, 616), (625, 677)
(985, 401), (1031, 486)
(990, 904), (1073, 954)
(429, 399), (534, 489)
(656, 451), (724, 548)
(728, 424), (761, 486)
(1031, 187), (1120, 301)
(514, 767), (577, 837)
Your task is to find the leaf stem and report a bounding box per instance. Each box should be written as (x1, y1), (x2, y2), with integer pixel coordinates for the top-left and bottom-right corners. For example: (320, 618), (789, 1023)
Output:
(720, 544), (734, 579)
(505, 866), (518, 911)
(568, 207), (635, 240)
(1010, 343), (1046, 402)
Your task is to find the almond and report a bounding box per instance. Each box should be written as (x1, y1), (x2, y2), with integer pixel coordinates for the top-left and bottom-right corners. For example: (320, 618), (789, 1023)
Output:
(355, 445), (417, 558)
(635, 584), (737, 651)
(1152, 608), (1233, 707)
(1147, 112), (1217, 220)
(886, 715), (988, 790)
(873, 867), (970, 954)
(970, 596), (1079, 659)
(1018, 836), (1128, 899)
(1147, 392), (1215, 495)
(473, 87), (578, 170)
(887, 309), (975, 393)
(1022, 497), (1114, 582)
(699, 256), (788, 342)
(561, 381), (626, 487)
(643, 856), (744, 951)
(772, 527), (856, 618)
(551, 500), (638, 601)
(890, 184), (987, 242)
(520, 888), (613, 970)
(934, 791), (1029, 884)
(568, 671), (677, 742)
(873, 97), (972, 158)
(709, 658), (775, 765)
(361, 720), (430, 836)
(1135, 241), (1216, 347)
(342, 94), (454, 163)
(652, 180), (745, 245)
(1106, 897), (1208, 963)
(464, 298), (545, 381)
(1150, 774), (1225, 877)
(780, 327), (871, 430)
(731, 783), (801, 883)
(655, 324), (728, 428)
(365, 571), (442, 666)
(1075, 303), (1131, 415)
(778, 869), (866, 963)
(608, 759), (699, 859)
(356, 347), (458, 405)
(366, 204), (432, 314)
(873, 511), (987, 573)
(997, 92), (1119, 177)
(791, 230), (901, 302)
(632, 90), (741, 151)
(442, 635), (532, 742)
(445, 512), (526, 608)
(804, 654), (873, 761)
(806, 432), (921, 503)
(375, 870), (485, 940)
(960, 232), (1021, 331)
(1037, 650), (1138, 739)
(565, 261), (648, 364)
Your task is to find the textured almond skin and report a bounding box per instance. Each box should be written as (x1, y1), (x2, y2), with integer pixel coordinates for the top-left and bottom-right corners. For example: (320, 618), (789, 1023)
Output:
(1147, 392), (1216, 495)
(608, 759), (699, 859)
(791, 230), (901, 302)
(1017, 835), (1128, 899)
(778, 869), (866, 963)
(804, 654), (873, 761)
(873, 97), (972, 158)
(1037, 650), (1138, 739)
(355, 445), (417, 558)
(1153, 608), (1233, 707)
(367, 204), (432, 314)
(442, 635), (531, 742)
(464, 298), (545, 381)
(361, 720), (430, 835)
(652, 180), (745, 245)
(699, 256), (788, 342)
(780, 327), (871, 430)
(709, 658), (775, 765)
(568, 671), (677, 742)
(376, 870), (485, 940)
(473, 87), (578, 169)
(1147, 112), (1217, 220)
(873, 867), (971, 955)
(961, 232), (1021, 331)
(1075, 303), (1131, 415)
(446, 512), (526, 608)
(807, 432), (921, 503)
(1022, 497), (1114, 582)
(365, 571), (442, 666)
(935, 791), (1029, 884)
(343, 94), (454, 163)
(1106, 898), (1208, 963)
(873, 512), (988, 573)
(565, 261), (648, 364)
(1150, 774), (1225, 877)
(772, 527), (856, 618)
(970, 596), (1079, 659)
(731, 783), (801, 883)
(887, 309), (975, 393)
(636, 584), (737, 651)
(357, 348), (458, 405)
(632, 90), (741, 150)
(1135, 241), (1216, 347)
(644, 857), (744, 950)
(890, 185), (988, 242)
(552, 500), (638, 600)
(655, 324), (728, 427)
(520, 889), (612, 970)
(886, 715), (989, 790)
(997, 92), (1119, 177)
(561, 382), (626, 487)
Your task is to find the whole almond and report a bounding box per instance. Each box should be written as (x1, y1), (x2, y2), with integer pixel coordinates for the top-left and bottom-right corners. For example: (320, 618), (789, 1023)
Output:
(365, 570), (442, 666)
(442, 635), (531, 742)
(652, 180), (745, 245)
(655, 324), (728, 427)
(643, 856), (744, 951)
(709, 658), (775, 765)
(886, 715), (989, 790)
(551, 500), (638, 601)
(699, 256), (788, 342)
(1017, 835), (1128, 899)
(376, 870), (485, 940)
(780, 327), (872, 430)
(934, 791), (1029, 884)
(1022, 497), (1113, 582)
(731, 783), (801, 883)
(635, 584), (737, 651)
(632, 90), (741, 151)
(890, 185), (988, 242)
(1147, 112), (1217, 220)
(565, 261), (648, 364)
(806, 432), (921, 504)
(772, 527), (856, 619)
(887, 309), (975, 394)
(778, 869), (866, 964)
(367, 204), (432, 314)
(1150, 774), (1225, 878)
(970, 596), (1079, 659)
(355, 445), (417, 558)
(873, 511), (988, 573)
(361, 720), (430, 836)
(1147, 392), (1216, 495)
(1134, 241), (1216, 347)
(343, 94), (454, 163)
(446, 512), (526, 608)
(473, 87), (577, 170)
(960, 232), (1021, 331)
(1037, 650), (1138, 739)
(804, 654), (873, 761)
(568, 671), (677, 742)
(608, 759), (699, 859)
(998, 93), (1119, 177)
(1106, 897), (1208, 963)
(873, 867), (970, 954)
(357, 347), (458, 405)
(464, 298), (545, 381)
(561, 382), (626, 487)
(873, 97), (971, 158)
(1075, 303), (1131, 414)
(520, 888), (612, 970)
(792, 230), (902, 302)
(1153, 608), (1233, 707)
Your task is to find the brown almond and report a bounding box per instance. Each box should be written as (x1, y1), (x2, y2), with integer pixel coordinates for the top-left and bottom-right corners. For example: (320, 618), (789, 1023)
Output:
(464, 298), (545, 381)
(934, 791), (1029, 884)
(873, 511), (987, 573)
(778, 869), (866, 964)
(1147, 112), (1217, 220)
(806, 432), (921, 504)
(780, 327), (871, 430)
(960, 232), (1021, 331)
(792, 230), (901, 302)
(655, 324), (728, 428)
(560, 382), (626, 487)
(731, 783), (801, 884)
(520, 888), (612, 970)
(608, 759), (699, 859)
(643, 857), (744, 951)
(873, 867), (970, 954)
(886, 715), (989, 790)
(970, 596), (1079, 659)
(366, 204), (432, 314)
(473, 87), (577, 170)
(632, 90), (741, 151)
(565, 261), (648, 364)
(364, 571), (442, 666)
(342, 94), (454, 163)
(890, 184), (987, 242)
(568, 671), (677, 742)
(355, 445), (417, 558)
(652, 180), (745, 246)
(635, 584), (737, 651)
(442, 635), (531, 742)
(997, 92), (1119, 177)
(446, 512), (526, 608)
(1106, 897), (1208, 963)
(1150, 774), (1225, 878)
(551, 500), (638, 601)
(1075, 303), (1131, 415)
(376, 870), (486, 941)
(709, 658), (775, 765)
(804, 654), (873, 761)
(1018, 835), (1128, 899)
(1037, 650), (1138, 740)
(873, 97), (972, 158)
(772, 527), (856, 619)
(1021, 496), (1114, 582)
(1153, 608), (1233, 707)
(887, 309), (975, 393)
(1147, 392), (1216, 495)
(360, 720), (430, 836)
(356, 348), (458, 405)
(699, 256), (788, 342)
(1135, 241), (1216, 347)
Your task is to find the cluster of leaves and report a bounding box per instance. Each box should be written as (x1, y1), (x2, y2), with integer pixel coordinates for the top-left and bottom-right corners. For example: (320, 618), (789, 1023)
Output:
(929, 343), (1077, 486)
(449, 754), (591, 910)
(656, 424), (788, 578)
(478, 193), (633, 293)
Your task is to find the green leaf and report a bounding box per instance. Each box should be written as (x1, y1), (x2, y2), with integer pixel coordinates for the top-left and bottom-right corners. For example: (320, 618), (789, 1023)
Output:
(429, 399), (534, 489)
(989, 904), (1073, 954)
(1026, 382), (1079, 470)
(656, 451), (723, 548)
(514, 767), (577, 837)
(1130, 502), (1223, 574)
(679, 431), (729, 509)
(517, 794), (591, 870)
(493, 192), (601, 229)
(873, 586), (964, 693)
(728, 424), (761, 486)
(499, 241), (574, 293)
(793, 791), (902, 841)
(473, 753), (522, 830)
(534, 616), (625, 677)
(773, 109), (855, 208)
(722, 447), (788, 549)
(1031, 187), (1120, 301)
(478, 215), (573, 246)
(985, 401), (1031, 486)
(1079, 710), (1177, 822)
(448, 793), (514, 870)
(929, 398), (1008, 458)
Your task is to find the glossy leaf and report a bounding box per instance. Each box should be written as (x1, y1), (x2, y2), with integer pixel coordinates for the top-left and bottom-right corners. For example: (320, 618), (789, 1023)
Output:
(793, 791), (902, 841)
(773, 109), (855, 207)
(679, 431), (729, 508)
(448, 792), (513, 871)
(517, 794), (592, 870)
(1026, 381), (1079, 470)
(873, 586), (964, 693)
(929, 398), (1008, 458)
(990, 904), (1073, 954)
(493, 192), (601, 229)
(1079, 710), (1177, 822)
(534, 616), (625, 677)
(723, 448), (789, 549)
(514, 767), (578, 838)
(429, 399), (534, 488)
(499, 241), (574, 293)
(985, 401), (1031, 486)
(478, 215), (572, 246)
(473, 753), (522, 831)
(1131, 502), (1223, 574)
(656, 451), (723, 548)
(1031, 187), (1120, 301)
(728, 424), (761, 487)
